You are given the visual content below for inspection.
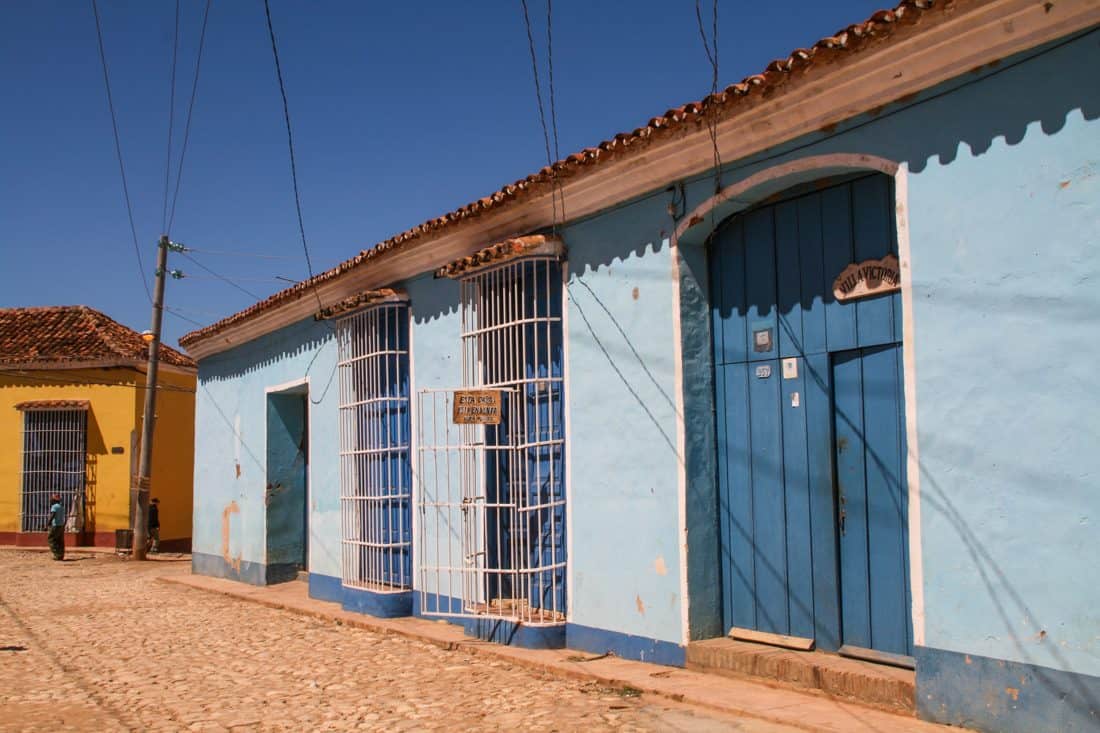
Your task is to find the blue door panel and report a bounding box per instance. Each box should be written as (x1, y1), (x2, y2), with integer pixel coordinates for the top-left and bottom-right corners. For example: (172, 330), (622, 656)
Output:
(743, 209), (778, 363)
(860, 344), (911, 656)
(821, 184), (857, 353)
(851, 176), (897, 348)
(713, 219), (749, 365)
(775, 200), (804, 359)
(721, 362), (757, 631)
(804, 351), (841, 650)
(833, 344), (912, 656)
(780, 357), (814, 639)
(833, 350), (872, 648)
(748, 359), (787, 634)
(797, 196), (828, 356)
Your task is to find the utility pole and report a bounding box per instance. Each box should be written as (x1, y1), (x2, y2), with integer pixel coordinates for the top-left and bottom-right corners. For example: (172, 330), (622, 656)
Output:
(132, 235), (169, 560)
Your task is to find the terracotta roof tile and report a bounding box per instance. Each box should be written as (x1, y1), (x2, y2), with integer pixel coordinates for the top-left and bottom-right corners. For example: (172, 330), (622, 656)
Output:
(0, 306), (195, 369)
(180, 0), (947, 350)
(14, 399), (91, 410)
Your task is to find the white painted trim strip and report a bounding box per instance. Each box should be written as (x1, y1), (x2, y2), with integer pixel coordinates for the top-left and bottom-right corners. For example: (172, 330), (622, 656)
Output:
(895, 162), (926, 648)
(669, 237), (691, 646)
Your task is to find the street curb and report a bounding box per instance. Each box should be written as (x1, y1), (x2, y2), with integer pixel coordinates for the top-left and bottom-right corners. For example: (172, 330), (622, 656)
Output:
(157, 575), (951, 733)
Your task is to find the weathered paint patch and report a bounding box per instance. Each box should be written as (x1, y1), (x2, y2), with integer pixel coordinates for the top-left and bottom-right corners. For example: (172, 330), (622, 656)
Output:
(220, 501), (240, 572)
(915, 645), (1100, 733)
(654, 555), (668, 576)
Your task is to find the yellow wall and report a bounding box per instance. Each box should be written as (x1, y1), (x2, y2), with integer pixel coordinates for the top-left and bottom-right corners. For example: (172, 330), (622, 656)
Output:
(0, 366), (195, 542)
(145, 368), (196, 542)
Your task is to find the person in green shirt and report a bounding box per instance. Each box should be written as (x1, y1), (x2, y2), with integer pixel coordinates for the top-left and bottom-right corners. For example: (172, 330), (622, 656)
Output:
(45, 494), (65, 561)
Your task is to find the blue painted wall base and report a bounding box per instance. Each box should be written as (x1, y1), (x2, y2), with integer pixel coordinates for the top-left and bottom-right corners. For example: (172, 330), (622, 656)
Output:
(412, 593), (565, 649)
(308, 572), (342, 603)
(192, 551), (269, 586)
(915, 646), (1100, 733)
(567, 623), (686, 667)
(308, 573), (413, 618)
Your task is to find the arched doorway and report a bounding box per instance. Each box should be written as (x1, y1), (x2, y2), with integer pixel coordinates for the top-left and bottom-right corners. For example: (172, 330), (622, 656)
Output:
(709, 172), (912, 660)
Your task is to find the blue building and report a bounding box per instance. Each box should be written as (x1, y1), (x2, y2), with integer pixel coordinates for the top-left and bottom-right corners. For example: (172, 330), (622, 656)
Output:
(181, 2), (1100, 730)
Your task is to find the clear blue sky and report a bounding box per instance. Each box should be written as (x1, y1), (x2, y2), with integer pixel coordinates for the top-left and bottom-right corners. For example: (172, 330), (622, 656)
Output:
(0, 1), (884, 347)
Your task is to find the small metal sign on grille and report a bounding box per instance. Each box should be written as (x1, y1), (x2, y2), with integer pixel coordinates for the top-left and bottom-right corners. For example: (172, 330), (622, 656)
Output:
(452, 390), (503, 425)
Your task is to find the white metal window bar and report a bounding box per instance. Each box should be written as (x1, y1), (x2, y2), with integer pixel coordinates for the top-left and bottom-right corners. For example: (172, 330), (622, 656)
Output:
(337, 301), (412, 591)
(20, 409), (87, 532)
(418, 254), (566, 625)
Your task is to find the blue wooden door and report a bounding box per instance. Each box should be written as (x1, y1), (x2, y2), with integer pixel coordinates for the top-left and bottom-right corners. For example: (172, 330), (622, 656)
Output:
(834, 344), (912, 657)
(711, 173), (909, 655)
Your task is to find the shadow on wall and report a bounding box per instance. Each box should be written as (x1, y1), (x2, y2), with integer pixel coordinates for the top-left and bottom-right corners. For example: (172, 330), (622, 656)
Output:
(83, 409), (106, 539)
(893, 31), (1099, 175)
(198, 317), (333, 385)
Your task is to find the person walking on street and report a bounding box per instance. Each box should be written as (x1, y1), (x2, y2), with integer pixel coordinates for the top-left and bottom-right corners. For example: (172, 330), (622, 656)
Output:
(147, 498), (161, 554)
(45, 494), (65, 561)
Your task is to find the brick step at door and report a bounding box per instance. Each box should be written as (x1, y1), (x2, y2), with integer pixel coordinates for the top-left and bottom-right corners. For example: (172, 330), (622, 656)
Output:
(686, 637), (915, 715)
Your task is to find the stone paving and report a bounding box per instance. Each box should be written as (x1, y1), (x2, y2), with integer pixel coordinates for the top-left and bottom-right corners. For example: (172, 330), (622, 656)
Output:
(0, 551), (797, 732)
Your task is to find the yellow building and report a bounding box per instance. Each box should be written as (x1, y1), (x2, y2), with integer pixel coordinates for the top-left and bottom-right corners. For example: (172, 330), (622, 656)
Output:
(0, 306), (196, 550)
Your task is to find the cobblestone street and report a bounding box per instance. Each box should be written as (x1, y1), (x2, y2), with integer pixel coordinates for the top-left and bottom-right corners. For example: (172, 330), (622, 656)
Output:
(0, 551), (797, 732)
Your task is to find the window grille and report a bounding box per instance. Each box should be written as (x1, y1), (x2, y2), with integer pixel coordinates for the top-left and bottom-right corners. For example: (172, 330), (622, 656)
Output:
(459, 256), (567, 624)
(20, 409), (87, 532)
(337, 302), (412, 590)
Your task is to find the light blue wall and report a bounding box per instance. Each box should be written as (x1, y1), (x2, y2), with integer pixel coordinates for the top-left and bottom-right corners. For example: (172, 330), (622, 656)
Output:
(193, 316), (340, 580)
(564, 215), (684, 644)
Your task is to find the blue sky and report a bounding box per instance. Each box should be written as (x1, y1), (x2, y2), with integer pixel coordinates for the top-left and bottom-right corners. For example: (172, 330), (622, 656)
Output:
(0, 1), (885, 347)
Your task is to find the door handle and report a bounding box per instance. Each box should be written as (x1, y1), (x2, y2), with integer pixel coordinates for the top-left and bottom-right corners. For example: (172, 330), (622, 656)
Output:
(839, 508), (846, 536)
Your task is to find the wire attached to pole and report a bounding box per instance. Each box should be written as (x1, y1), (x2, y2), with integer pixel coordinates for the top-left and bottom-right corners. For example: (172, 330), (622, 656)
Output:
(90, 0), (152, 304)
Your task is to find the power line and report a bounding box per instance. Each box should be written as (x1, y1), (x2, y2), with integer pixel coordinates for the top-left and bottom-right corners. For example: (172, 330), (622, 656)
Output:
(262, 0), (325, 314)
(181, 274), (288, 284)
(90, 0), (151, 304)
(183, 247), (295, 260)
(695, 0), (722, 194)
(519, 0), (560, 230)
(178, 251), (264, 301)
(166, 0), (213, 234)
(163, 306), (205, 327)
(545, 0), (566, 224)
(162, 0), (181, 234)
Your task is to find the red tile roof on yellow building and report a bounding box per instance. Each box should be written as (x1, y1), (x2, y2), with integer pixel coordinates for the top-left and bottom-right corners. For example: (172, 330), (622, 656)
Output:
(179, 0), (947, 350)
(0, 306), (196, 370)
(13, 399), (91, 411)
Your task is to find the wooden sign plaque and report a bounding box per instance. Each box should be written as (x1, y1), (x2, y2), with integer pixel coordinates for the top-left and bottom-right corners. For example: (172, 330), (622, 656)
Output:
(452, 390), (503, 425)
(832, 254), (901, 302)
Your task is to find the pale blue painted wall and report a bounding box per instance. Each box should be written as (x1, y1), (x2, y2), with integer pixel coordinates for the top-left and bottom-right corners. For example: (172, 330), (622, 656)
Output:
(193, 316), (340, 579)
(564, 218), (683, 644)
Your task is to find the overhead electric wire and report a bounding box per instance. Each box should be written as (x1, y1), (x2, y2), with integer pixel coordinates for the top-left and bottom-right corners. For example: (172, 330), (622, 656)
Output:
(545, 0), (566, 224)
(162, 0), (181, 234)
(262, 0), (325, 314)
(179, 251), (264, 301)
(90, 0), (152, 303)
(163, 307), (205, 327)
(695, 0), (722, 193)
(520, 0), (560, 230)
(184, 245), (297, 259)
(166, 0), (213, 234)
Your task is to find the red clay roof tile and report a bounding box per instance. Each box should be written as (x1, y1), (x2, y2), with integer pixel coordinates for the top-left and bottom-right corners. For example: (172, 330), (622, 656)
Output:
(0, 306), (195, 369)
